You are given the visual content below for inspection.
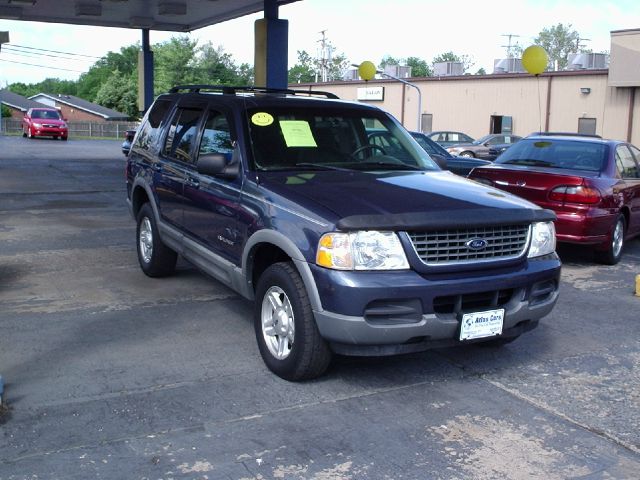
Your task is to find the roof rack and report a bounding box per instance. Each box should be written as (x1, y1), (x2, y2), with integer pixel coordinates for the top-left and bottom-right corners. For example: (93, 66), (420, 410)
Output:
(528, 131), (602, 139)
(168, 85), (339, 99)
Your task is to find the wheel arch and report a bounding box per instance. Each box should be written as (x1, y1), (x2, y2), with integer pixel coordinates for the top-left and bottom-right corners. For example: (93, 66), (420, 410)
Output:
(243, 230), (323, 311)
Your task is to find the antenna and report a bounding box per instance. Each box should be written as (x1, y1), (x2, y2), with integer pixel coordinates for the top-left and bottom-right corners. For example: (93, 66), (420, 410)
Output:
(576, 36), (591, 51)
(501, 33), (521, 58)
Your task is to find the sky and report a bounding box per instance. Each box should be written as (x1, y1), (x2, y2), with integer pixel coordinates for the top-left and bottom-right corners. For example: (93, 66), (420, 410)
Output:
(1, 0), (639, 86)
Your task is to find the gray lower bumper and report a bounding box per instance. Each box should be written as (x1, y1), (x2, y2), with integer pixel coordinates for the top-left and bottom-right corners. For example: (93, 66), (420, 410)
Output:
(314, 289), (558, 356)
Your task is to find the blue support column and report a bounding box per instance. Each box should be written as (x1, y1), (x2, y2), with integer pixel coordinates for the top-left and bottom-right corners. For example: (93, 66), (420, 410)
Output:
(138, 29), (154, 114)
(254, 0), (289, 89)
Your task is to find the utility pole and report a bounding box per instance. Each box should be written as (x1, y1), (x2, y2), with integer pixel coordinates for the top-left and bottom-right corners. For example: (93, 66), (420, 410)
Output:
(317, 30), (332, 83)
(501, 34), (520, 58)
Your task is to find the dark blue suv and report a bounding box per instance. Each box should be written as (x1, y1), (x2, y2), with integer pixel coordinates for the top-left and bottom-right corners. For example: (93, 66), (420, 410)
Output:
(126, 85), (561, 380)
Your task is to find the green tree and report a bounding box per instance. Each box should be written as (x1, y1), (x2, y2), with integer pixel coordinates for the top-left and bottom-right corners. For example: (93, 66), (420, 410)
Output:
(406, 57), (432, 77)
(195, 42), (248, 85)
(1, 104), (12, 119)
(534, 23), (583, 70)
(154, 36), (199, 93)
(94, 69), (138, 118)
(77, 45), (138, 101)
(288, 50), (317, 83)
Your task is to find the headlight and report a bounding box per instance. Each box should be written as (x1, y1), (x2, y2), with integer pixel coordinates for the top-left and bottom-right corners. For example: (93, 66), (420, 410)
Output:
(316, 231), (409, 270)
(528, 221), (556, 258)
(33, 122), (42, 128)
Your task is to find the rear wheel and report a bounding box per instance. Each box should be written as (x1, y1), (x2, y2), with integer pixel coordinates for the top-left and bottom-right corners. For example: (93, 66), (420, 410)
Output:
(254, 262), (332, 381)
(136, 203), (177, 277)
(459, 151), (474, 157)
(594, 214), (625, 265)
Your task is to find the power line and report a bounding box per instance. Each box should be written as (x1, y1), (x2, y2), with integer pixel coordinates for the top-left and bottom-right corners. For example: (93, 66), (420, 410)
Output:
(7, 44), (101, 59)
(1, 46), (94, 62)
(0, 58), (85, 73)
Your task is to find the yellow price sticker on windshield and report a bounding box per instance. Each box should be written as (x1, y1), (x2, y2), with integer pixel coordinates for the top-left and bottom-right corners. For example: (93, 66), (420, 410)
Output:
(279, 120), (317, 147)
(251, 112), (274, 126)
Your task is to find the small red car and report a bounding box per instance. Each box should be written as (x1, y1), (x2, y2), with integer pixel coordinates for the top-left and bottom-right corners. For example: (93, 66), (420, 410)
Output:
(468, 133), (640, 264)
(22, 107), (68, 140)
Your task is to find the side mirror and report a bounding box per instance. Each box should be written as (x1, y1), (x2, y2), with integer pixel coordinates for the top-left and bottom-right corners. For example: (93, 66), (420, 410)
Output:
(197, 151), (239, 179)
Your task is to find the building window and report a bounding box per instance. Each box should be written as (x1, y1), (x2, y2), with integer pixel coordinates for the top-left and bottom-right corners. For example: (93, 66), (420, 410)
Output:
(578, 117), (596, 136)
(490, 115), (512, 134)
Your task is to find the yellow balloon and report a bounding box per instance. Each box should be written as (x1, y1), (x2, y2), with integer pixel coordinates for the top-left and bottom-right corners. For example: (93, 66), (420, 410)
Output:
(522, 45), (548, 75)
(358, 61), (377, 81)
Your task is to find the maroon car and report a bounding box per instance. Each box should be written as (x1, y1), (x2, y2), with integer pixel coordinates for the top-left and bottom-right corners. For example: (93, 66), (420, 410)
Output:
(468, 133), (640, 264)
(22, 107), (68, 140)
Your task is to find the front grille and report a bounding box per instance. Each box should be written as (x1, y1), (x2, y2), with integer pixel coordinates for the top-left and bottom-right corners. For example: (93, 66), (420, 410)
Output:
(408, 224), (530, 266)
(433, 289), (515, 314)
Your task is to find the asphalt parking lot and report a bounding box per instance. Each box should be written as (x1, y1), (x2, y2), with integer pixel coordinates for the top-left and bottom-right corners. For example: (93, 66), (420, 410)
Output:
(1, 135), (639, 479)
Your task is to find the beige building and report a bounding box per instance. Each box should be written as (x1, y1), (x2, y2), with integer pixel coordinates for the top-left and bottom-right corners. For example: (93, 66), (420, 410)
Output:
(293, 29), (640, 146)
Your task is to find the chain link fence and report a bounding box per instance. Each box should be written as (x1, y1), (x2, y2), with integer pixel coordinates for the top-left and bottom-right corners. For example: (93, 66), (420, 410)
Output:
(0, 119), (138, 139)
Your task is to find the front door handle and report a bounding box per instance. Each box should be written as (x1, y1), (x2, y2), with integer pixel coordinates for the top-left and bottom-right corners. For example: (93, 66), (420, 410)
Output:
(185, 177), (200, 189)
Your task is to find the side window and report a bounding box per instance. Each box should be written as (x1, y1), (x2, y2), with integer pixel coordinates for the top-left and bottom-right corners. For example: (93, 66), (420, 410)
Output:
(135, 99), (172, 150)
(615, 145), (640, 179)
(163, 107), (203, 164)
(198, 111), (233, 159)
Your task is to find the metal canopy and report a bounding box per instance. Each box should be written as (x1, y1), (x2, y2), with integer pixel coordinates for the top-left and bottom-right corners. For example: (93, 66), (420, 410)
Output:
(0, 0), (299, 32)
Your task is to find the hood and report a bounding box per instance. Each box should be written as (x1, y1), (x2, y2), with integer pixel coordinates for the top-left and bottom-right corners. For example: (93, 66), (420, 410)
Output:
(257, 169), (552, 230)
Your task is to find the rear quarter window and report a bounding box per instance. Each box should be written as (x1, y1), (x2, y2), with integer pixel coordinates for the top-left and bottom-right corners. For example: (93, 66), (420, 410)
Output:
(134, 99), (173, 151)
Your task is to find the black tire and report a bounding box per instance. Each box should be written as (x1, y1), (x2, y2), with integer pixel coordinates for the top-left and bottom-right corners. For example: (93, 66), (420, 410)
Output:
(459, 151), (475, 158)
(254, 262), (332, 381)
(62, 137), (68, 141)
(594, 214), (625, 265)
(136, 203), (177, 277)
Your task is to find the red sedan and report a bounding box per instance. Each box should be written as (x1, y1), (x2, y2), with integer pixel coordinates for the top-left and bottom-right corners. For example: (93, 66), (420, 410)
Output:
(468, 133), (640, 264)
(22, 107), (68, 140)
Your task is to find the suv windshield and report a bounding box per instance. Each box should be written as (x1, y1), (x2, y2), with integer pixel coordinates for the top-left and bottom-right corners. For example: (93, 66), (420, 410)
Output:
(246, 106), (438, 172)
(496, 138), (607, 172)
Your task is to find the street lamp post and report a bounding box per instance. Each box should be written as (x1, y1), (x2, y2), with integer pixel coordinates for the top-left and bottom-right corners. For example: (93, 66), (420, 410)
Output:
(353, 62), (423, 132)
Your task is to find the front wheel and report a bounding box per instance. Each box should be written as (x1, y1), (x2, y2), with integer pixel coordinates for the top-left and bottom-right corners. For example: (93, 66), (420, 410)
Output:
(254, 262), (332, 381)
(136, 203), (177, 277)
(594, 214), (625, 265)
(459, 151), (475, 158)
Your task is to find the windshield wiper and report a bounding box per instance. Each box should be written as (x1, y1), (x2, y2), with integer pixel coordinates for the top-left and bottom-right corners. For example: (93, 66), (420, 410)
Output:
(294, 162), (353, 171)
(353, 161), (424, 171)
(503, 159), (556, 167)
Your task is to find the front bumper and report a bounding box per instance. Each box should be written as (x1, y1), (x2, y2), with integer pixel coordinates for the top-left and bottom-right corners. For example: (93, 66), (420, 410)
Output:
(310, 254), (561, 355)
(32, 127), (68, 138)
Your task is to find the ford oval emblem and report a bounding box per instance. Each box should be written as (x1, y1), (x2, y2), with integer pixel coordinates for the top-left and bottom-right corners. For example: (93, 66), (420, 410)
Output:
(466, 238), (488, 250)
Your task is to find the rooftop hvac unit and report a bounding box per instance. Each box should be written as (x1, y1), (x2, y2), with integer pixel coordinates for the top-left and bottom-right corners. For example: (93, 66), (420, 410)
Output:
(433, 61), (463, 76)
(567, 53), (609, 70)
(383, 65), (412, 78)
(493, 58), (525, 74)
(342, 68), (362, 81)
